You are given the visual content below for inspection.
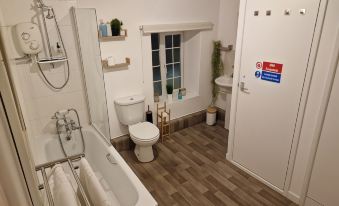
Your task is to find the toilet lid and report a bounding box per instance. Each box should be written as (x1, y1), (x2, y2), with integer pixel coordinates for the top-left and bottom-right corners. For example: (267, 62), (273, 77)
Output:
(129, 122), (159, 141)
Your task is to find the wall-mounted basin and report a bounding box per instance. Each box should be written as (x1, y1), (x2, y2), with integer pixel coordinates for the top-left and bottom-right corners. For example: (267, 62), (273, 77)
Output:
(215, 75), (233, 88)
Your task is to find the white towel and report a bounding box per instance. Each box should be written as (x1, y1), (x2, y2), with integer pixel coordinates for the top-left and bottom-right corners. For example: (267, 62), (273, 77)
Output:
(79, 158), (111, 206)
(0, 183), (9, 206)
(49, 164), (80, 206)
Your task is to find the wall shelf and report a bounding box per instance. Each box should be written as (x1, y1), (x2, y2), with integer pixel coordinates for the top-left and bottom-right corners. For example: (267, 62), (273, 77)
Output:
(102, 58), (130, 71)
(99, 29), (128, 42)
(220, 45), (233, 52)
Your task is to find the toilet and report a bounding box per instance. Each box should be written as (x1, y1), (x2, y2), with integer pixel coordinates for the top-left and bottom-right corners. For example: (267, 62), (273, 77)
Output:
(114, 95), (159, 162)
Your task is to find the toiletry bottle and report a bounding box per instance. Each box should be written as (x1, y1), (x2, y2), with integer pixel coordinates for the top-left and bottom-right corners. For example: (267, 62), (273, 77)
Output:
(178, 90), (183, 100)
(56, 42), (63, 56)
(106, 22), (112, 36)
(99, 19), (107, 37)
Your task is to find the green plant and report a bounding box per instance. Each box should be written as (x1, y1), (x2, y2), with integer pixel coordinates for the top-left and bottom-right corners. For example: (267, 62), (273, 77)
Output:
(110, 18), (123, 36)
(166, 84), (173, 95)
(211, 41), (224, 105)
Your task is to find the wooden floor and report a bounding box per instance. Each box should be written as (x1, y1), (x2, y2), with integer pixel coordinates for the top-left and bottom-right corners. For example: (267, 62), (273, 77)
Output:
(120, 123), (298, 206)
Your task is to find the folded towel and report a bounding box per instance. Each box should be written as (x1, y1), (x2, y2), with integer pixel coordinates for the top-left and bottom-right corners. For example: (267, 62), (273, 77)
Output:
(49, 164), (80, 206)
(79, 158), (111, 206)
(0, 183), (9, 206)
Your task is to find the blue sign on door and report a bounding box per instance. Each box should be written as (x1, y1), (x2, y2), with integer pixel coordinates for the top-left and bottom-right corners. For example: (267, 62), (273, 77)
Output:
(255, 71), (261, 78)
(261, 71), (281, 83)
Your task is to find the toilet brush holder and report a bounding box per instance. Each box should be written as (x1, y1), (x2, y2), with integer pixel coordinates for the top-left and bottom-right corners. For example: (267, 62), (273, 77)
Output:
(206, 106), (217, 126)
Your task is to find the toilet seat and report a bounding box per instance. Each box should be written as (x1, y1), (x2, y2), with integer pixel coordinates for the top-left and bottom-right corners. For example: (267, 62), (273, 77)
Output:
(129, 122), (159, 142)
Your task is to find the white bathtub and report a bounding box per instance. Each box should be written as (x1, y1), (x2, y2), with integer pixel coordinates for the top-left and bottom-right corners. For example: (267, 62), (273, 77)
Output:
(31, 127), (157, 206)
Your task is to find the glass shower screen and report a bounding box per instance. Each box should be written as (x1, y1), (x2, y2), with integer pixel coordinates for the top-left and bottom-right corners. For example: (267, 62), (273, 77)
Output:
(72, 8), (111, 140)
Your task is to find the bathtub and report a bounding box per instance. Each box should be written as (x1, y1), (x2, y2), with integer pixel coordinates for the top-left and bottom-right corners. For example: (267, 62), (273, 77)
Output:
(31, 126), (157, 206)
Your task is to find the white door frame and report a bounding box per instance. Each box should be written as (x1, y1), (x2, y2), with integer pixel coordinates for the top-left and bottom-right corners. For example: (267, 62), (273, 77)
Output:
(226, 0), (328, 203)
(0, 52), (42, 205)
(299, 26), (339, 206)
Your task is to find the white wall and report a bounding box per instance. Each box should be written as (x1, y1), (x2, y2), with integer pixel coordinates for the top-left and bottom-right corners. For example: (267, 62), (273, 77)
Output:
(78, 0), (227, 138)
(215, 0), (240, 111)
(215, 0), (240, 130)
(0, 0), (240, 141)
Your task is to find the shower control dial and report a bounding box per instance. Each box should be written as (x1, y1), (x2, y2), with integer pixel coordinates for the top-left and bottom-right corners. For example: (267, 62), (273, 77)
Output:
(29, 41), (40, 51)
(21, 32), (30, 40)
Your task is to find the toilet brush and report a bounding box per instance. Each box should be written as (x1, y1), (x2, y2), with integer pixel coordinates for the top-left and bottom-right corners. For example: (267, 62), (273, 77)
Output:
(146, 105), (153, 123)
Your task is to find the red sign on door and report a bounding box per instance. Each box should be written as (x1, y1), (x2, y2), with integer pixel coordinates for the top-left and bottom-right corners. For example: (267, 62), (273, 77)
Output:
(262, 62), (283, 74)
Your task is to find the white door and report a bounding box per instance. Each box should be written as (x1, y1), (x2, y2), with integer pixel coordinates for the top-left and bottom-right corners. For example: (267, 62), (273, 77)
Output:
(233, 0), (320, 189)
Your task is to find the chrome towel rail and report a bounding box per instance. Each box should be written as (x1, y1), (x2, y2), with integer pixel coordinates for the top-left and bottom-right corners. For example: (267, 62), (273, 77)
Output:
(67, 159), (91, 206)
(41, 167), (54, 206)
(35, 153), (84, 171)
(35, 153), (91, 206)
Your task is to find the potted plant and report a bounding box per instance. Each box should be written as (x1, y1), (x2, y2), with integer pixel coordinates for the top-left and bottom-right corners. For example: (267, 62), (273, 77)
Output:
(110, 18), (123, 36)
(207, 41), (224, 125)
(166, 84), (173, 103)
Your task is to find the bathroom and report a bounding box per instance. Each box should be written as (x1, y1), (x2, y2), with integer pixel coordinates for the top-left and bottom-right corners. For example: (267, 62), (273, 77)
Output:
(0, 0), (338, 206)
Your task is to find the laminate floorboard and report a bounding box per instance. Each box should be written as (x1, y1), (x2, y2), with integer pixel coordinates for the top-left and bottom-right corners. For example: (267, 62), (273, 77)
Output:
(120, 123), (298, 206)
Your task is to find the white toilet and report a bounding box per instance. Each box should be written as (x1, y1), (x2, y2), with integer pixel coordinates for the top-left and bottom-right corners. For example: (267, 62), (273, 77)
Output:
(114, 95), (159, 162)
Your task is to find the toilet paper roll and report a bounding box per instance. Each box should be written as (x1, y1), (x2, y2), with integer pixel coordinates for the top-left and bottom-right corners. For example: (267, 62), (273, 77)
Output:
(107, 56), (116, 66)
(115, 56), (126, 65)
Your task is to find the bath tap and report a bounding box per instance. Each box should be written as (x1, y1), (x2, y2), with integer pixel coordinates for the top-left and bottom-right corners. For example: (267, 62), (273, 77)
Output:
(52, 108), (86, 156)
(53, 110), (82, 141)
(70, 120), (82, 130)
(55, 118), (72, 140)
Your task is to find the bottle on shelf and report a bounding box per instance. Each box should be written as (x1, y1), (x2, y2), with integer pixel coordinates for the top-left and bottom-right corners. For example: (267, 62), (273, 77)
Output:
(106, 22), (112, 36)
(99, 19), (107, 37)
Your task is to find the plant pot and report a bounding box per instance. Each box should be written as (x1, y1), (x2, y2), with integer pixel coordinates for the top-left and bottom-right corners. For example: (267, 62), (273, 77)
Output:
(167, 94), (173, 103)
(111, 28), (121, 36)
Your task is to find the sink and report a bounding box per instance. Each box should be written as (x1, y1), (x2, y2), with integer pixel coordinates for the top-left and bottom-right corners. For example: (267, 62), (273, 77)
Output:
(215, 75), (233, 88)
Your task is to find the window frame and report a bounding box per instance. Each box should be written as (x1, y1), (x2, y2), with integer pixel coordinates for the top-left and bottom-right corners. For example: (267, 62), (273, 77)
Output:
(151, 33), (162, 96)
(152, 32), (184, 99)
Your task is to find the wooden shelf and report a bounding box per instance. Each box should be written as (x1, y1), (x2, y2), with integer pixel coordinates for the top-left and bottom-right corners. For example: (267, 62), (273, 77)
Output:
(102, 58), (130, 70)
(220, 45), (233, 52)
(99, 29), (128, 42)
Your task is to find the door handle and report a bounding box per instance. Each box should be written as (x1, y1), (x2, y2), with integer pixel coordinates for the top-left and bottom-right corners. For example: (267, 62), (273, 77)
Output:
(239, 81), (249, 92)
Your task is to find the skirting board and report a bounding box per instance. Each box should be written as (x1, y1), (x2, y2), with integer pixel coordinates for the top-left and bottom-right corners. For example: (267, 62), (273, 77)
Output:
(112, 108), (226, 151)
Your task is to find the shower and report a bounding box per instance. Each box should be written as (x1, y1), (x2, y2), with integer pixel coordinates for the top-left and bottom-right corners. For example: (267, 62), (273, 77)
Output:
(35, 0), (70, 90)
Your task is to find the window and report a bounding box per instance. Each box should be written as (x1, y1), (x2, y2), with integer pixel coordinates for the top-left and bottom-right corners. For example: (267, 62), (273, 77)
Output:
(151, 33), (162, 96)
(151, 33), (183, 98)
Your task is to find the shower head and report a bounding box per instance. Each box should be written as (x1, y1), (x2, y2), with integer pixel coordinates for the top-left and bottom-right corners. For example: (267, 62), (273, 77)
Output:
(46, 8), (54, 19)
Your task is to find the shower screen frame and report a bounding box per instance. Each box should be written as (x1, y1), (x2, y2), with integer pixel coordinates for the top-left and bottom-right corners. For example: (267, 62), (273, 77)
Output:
(71, 7), (112, 143)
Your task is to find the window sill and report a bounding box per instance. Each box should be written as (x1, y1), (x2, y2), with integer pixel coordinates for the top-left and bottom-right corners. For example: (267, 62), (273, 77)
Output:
(155, 91), (198, 105)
